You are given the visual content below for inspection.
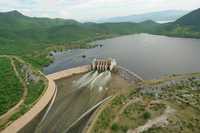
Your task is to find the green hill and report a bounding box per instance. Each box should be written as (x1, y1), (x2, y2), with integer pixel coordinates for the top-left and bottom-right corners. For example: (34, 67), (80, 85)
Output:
(175, 8), (200, 28)
(159, 8), (200, 37)
(0, 10), (80, 45)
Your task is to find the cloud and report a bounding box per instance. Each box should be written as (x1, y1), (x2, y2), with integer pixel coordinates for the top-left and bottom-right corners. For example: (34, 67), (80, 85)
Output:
(0, 0), (200, 21)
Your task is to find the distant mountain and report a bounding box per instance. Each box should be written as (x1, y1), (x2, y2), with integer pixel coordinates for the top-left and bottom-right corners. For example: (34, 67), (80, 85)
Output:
(0, 10), (79, 29)
(175, 8), (200, 27)
(0, 10), (24, 17)
(0, 10), (85, 45)
(98, 10), (189, 23)
(158, 8), (200, 37)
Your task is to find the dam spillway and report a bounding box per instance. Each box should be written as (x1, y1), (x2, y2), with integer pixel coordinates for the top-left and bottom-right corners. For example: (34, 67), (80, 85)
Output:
(73, 58), (117, 90)
(91, 58), (117, 72)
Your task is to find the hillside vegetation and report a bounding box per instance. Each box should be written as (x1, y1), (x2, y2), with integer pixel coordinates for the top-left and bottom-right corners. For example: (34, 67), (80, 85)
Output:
(0, 56), (46, 130)
(0, 57), (23, 116)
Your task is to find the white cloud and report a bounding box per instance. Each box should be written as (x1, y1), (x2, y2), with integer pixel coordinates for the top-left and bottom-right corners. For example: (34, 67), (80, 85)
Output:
(0, 0), (199, 21)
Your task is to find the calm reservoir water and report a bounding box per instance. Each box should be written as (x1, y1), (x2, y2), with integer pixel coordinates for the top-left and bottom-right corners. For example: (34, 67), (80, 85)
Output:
(43, 34), (200, 79)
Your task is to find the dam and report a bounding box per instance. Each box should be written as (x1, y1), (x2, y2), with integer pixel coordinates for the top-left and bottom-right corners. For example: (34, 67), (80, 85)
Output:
(91, 58), (117, 72)
(4, 58), (142, 133)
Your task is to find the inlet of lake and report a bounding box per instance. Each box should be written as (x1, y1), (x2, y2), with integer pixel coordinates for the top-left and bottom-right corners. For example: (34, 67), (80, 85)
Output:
(43, 33), (200, 79)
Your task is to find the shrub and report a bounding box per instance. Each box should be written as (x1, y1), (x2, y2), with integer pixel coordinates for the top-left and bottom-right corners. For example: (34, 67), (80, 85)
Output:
(121, 125), (129, 132)
(143, 111), (151, 119)
(111, 123), (119, 131)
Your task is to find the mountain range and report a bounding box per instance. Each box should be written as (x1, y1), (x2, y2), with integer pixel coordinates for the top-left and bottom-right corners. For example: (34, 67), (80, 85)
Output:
(98, 10), (189, 23)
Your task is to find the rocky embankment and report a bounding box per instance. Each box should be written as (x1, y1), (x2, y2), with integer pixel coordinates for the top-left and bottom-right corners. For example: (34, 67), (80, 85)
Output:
(139, 74), (200, 110)
(85, 72), (200, 133)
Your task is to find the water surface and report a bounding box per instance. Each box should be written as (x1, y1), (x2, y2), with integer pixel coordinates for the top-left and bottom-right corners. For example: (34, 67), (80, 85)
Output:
(44, 34), (200, 79)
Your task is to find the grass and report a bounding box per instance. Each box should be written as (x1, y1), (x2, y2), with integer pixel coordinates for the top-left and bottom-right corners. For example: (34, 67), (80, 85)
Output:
(25, 80), (45, 105)
(0, 57), (23, 116)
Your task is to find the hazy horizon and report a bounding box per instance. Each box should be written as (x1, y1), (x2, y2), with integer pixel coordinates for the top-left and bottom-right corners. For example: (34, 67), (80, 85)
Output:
(0, 0), (200, 22)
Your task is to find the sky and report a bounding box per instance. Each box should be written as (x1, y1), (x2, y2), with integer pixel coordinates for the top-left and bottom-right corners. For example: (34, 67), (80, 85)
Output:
(0, 0), (200, 21)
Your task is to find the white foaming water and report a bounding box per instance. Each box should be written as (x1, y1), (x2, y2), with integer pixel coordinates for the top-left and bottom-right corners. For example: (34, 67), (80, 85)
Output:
(78, 71), (98, 88)
(74, 71), (112, 91)
(74, 71), (93, 87)
(90, 72), (107, 89)
(98, 86), (103, 92)
(90, 71), (112, 90)
(95, 71), (111, 88)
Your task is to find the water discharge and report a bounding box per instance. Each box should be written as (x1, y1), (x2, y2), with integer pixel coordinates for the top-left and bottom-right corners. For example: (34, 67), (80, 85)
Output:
(74, 71), (112, 91)
(97, 71), (111, 88)
(90, 71), (111, 90)
(74, 71), (93, 87)
(90, 72), (106, 89)
(77, 71), (98, 88)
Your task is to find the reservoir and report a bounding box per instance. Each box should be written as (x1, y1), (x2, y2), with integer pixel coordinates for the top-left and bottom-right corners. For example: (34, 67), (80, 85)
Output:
(44, 33), (200, 79)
